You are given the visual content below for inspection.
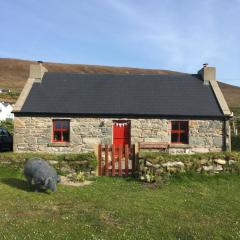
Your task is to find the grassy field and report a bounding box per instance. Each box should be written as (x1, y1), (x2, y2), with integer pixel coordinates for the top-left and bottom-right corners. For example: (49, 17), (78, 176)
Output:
(0, 166), (240, 239)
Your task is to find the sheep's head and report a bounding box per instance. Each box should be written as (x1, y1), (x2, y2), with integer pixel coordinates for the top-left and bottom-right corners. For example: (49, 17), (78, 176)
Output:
(45, 177), (57, 192)
(57, 175), (61, 183)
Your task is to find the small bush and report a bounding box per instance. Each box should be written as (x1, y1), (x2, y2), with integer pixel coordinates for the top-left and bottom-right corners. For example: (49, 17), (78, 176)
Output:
(0, 152), (97, 173)
(0, 119), (13, 134)
(73, 172), (85, 182)
(140, 151), (240, 163)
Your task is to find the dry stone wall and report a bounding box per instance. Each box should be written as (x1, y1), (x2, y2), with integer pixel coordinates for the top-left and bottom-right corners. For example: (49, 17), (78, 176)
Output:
(139, 157), (239, 183)
(14, 116), (225, 153)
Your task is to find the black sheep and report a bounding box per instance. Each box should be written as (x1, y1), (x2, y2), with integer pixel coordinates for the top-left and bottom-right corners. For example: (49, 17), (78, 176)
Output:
(24, 158), (60, 192)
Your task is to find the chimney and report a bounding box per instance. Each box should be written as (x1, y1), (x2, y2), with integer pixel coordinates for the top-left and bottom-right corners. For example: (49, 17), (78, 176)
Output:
(197, 63), (231, 117)
(13, 61), (48, 112)
(29, 61), (48, 83)
(198, 63), (216, 85)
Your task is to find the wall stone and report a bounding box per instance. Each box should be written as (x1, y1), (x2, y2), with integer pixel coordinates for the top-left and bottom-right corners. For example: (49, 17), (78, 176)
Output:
(139, 157), (239, 183)
(14, 116), (225, 153)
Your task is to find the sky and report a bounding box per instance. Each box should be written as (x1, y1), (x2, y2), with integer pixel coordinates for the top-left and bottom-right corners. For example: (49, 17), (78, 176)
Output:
(0, 0), (240, 86)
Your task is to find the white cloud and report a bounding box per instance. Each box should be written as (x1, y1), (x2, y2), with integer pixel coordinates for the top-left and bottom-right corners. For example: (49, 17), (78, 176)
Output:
(101, 0), (240, 83)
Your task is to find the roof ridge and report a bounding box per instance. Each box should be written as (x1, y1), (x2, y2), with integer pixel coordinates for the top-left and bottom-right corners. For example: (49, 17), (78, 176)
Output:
(45, 72), (191, 77)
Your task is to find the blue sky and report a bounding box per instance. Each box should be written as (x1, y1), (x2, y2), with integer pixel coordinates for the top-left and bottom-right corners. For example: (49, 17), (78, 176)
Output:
(1, 0), (240, 86)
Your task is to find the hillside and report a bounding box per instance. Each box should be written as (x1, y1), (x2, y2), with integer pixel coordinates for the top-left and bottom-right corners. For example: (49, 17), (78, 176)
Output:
(218, 82), (240, 108)
(0, 58), (239, 110)
(0, 58), (181, 91)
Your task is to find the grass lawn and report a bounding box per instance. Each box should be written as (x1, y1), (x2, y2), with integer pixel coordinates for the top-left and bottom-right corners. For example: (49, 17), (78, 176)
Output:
(0, 167), (240, 239)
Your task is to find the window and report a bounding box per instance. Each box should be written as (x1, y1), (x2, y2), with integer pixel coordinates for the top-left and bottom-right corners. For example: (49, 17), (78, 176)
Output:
(52, 120), (70, 142)
(171, 121), (189, 144)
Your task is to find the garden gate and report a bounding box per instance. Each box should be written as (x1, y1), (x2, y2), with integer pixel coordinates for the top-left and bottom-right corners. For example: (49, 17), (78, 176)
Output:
(98, 144), (136, 176)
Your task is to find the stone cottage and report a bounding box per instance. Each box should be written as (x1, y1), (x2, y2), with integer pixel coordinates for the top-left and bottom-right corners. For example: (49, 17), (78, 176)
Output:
(13, 63), (232, 153)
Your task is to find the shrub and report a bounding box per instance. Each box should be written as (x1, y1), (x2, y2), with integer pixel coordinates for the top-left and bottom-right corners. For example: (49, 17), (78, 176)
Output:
(0, 119), (13, 134)
(73, 172), (85, 182)
(0, 152), (97, 174)
(139, 151), (240, 163)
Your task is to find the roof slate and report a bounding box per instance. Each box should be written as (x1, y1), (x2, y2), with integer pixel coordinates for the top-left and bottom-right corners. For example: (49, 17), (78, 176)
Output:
(20, 72), (223, 117)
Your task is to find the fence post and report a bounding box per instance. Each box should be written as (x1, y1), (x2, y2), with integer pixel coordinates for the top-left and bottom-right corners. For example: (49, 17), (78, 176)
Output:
(105, 144), (109, 176)
(118, 145), (122, 176)
(125, 144), (129, 176)
(112, 144), (116, 176)
(98, 144), (102, 176)
(132, 144), (135, 175)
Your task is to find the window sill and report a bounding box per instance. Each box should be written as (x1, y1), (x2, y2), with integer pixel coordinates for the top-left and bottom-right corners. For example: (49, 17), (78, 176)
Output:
(48, 142), (70, 147)
(169, 144), (190, 149)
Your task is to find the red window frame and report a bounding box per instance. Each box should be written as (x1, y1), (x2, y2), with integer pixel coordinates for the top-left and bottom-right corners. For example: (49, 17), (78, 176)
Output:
(171, 121), (189, 144)
(52, 120), (70, 142)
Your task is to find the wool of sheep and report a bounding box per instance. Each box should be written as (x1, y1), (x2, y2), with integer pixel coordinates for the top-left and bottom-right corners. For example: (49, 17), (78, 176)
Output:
(24, 158), (60, 192)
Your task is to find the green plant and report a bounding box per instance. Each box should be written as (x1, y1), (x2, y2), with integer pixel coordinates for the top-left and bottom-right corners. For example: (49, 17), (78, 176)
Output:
(73, 172), (85, 182)
(0, 152), (98, 174)
(145, 169), (155, 183)
(0, 119), (13, 134)
(140, 151), (240, 163)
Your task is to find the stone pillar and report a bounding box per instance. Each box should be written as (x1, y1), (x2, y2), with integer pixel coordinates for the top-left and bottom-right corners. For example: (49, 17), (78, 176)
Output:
(224, 119), (231, 151)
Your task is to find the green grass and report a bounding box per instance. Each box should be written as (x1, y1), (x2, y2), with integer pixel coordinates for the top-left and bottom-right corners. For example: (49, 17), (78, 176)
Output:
(232, 136), (240, 152)
(231, 107), (240, 116)
(0, 167), (240, 239)
(0, 152), (97, 174)
(139, 151), (240, 163)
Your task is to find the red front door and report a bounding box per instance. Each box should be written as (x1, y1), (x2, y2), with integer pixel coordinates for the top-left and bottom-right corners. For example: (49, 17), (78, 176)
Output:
(113, 120), (131, 147)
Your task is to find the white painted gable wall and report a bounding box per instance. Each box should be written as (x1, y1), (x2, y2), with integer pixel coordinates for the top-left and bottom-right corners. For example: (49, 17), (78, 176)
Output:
(0, 102), (14, 121)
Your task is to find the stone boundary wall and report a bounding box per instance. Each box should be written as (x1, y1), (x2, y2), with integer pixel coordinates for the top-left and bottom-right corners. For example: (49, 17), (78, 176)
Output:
(14, 116), (225, 153)
(139, 157), (240, 182)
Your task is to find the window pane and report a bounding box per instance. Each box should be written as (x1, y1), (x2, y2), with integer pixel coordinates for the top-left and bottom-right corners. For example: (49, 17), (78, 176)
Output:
(54, 131), (61, 141)
(171, 133), (179, 143)
(62, 120), (70, 129)
(62, 131), (70, 142)
(180, 133), (188, 144)
(180, 122), (188, 131)
(54, 120), (62, 129)
(172, 121), (178, 130)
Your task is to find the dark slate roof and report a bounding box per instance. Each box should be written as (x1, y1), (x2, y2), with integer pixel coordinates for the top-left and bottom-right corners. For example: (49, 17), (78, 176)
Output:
(20, 72), (224, 117)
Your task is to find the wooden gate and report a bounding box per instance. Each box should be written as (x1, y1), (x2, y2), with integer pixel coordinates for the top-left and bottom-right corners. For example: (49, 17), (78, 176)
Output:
(98, 144), (136, 176)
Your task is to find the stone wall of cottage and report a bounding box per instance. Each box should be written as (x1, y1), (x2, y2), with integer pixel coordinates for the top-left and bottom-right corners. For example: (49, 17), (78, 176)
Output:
(13, 117), (226, 153)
